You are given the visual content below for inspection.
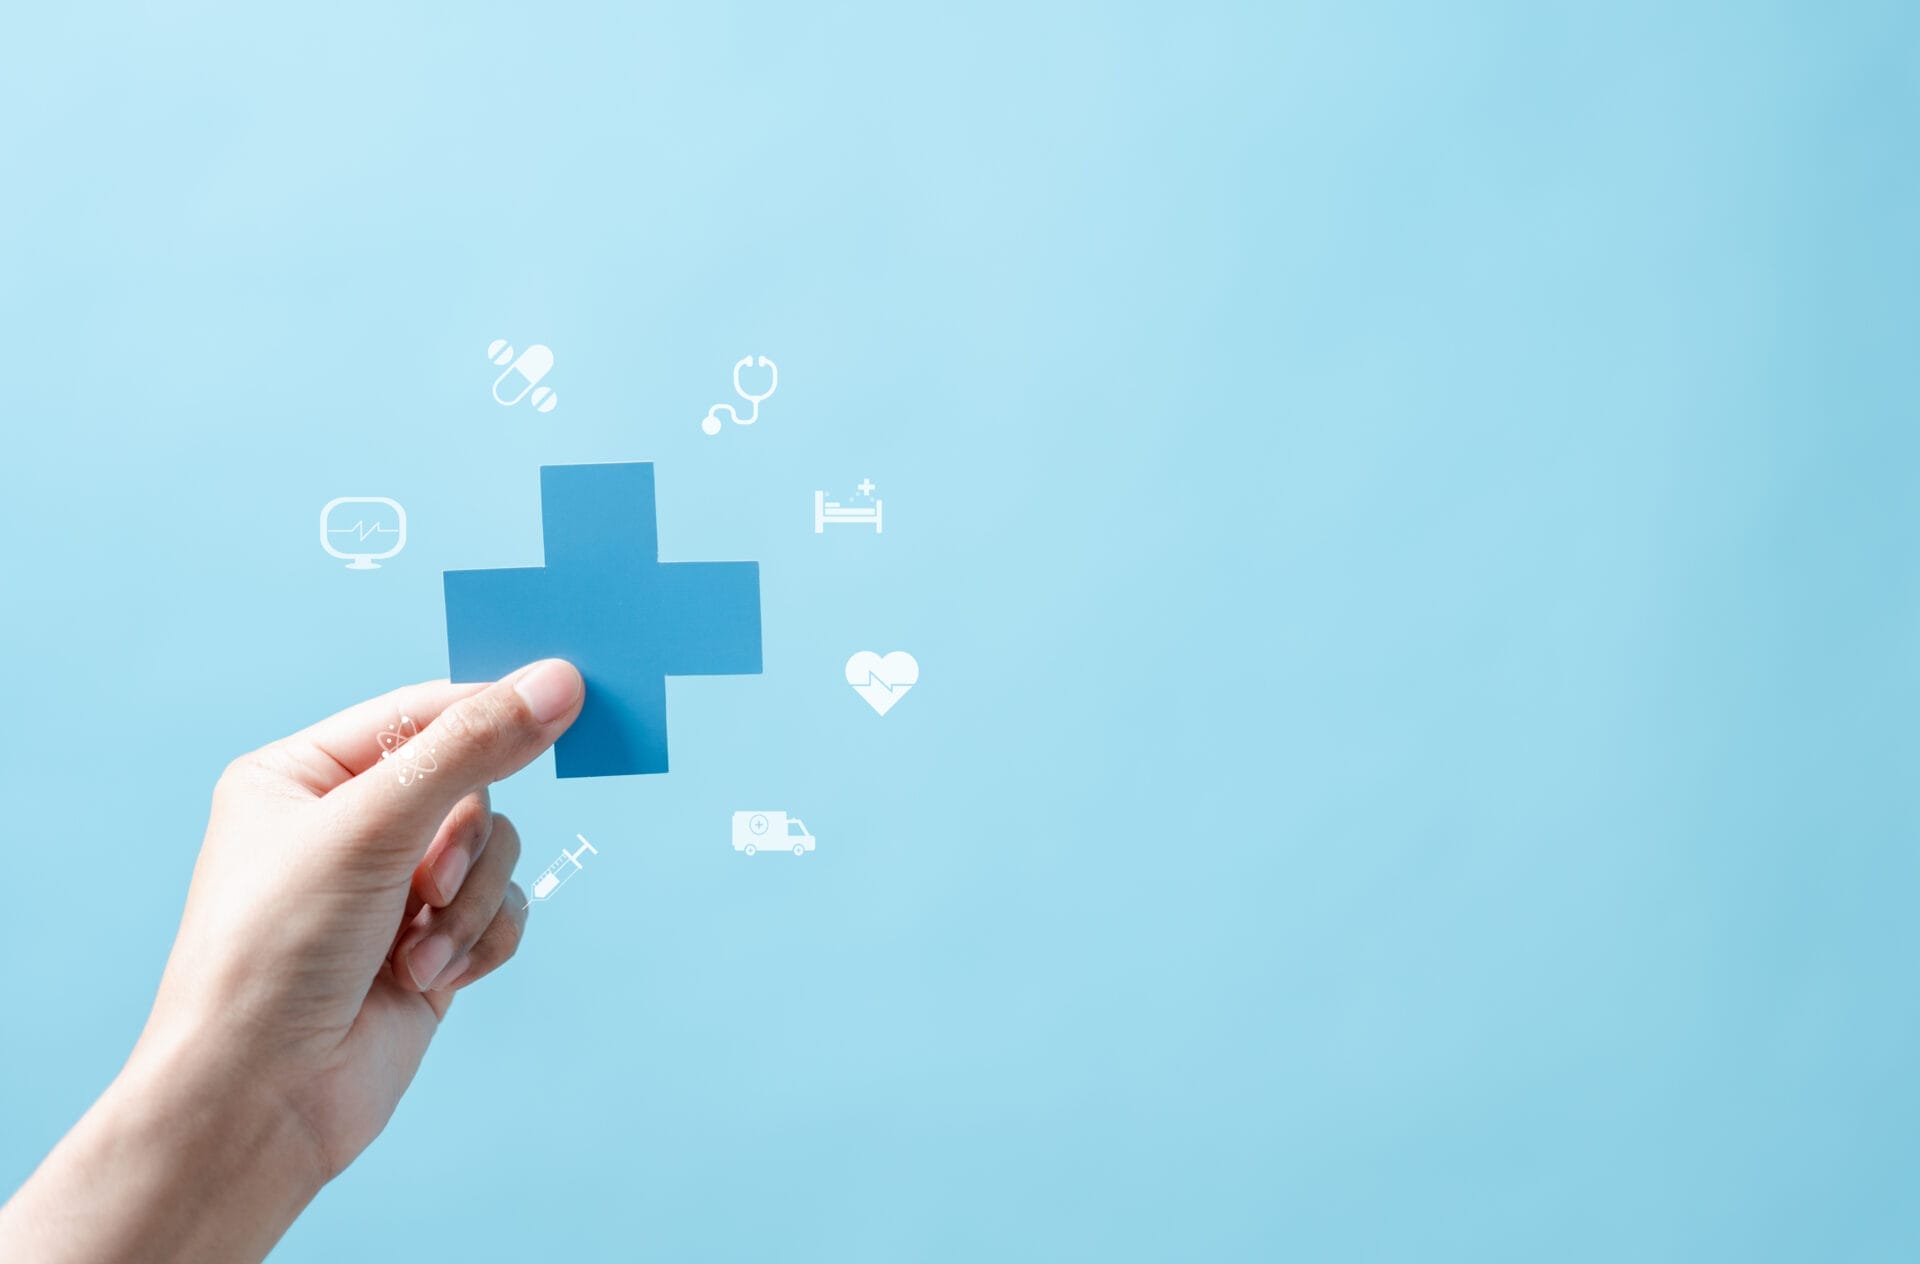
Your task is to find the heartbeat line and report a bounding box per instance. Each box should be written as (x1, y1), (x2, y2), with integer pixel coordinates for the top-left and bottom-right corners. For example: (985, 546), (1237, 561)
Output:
(328, 521), (400, 541)
(860, 672), (914, 694)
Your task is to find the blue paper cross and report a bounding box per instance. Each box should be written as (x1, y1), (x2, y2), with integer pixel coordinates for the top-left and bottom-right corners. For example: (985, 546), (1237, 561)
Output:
(443, 462), (762, 778)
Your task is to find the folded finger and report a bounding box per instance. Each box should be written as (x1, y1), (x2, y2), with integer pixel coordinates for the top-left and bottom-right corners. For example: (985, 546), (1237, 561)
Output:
(411, 789), (492, 909)
(437, 884), (530, 992)
(398, 813), (523, 991)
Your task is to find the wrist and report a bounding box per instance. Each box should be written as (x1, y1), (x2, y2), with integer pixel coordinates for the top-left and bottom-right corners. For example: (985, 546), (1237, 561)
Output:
(116, 1032), (331, 1239)
(0, 1034), (329, 1264)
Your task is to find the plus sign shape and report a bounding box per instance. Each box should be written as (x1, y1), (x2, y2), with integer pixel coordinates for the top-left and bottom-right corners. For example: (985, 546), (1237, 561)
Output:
(443, 462), (762, 778)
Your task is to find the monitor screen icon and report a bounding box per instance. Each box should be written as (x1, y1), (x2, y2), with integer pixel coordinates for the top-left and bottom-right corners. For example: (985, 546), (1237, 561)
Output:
(320, 496), (407, 570)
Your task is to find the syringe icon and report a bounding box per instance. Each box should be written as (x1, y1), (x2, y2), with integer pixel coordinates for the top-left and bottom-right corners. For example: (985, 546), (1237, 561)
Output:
(530, 835), (597, 902)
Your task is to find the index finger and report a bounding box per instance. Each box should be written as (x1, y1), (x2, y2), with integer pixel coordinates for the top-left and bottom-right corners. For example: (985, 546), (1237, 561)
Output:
(325, 660), (583, 875)
(269, 679), (491, 794)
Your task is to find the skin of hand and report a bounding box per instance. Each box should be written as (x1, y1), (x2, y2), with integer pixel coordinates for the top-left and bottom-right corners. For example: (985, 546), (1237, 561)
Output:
(0, 659), (585, 1264)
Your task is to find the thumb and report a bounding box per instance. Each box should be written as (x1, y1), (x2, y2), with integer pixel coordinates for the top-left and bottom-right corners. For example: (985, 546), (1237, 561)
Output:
(329, 659), (584, 869)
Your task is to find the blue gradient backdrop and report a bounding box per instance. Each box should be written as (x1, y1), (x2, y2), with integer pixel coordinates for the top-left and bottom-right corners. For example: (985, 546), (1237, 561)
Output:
(2, 3), (1917, 1260)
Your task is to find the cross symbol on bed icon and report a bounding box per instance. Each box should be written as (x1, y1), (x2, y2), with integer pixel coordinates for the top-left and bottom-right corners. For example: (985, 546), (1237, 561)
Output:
(814, 487), (884, 535)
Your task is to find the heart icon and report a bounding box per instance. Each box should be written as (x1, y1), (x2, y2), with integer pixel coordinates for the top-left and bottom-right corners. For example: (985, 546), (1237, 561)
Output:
(845, 650), (919, 716)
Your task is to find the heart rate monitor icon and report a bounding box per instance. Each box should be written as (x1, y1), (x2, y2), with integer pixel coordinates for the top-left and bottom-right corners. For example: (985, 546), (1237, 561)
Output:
(845, 650), (919, 716)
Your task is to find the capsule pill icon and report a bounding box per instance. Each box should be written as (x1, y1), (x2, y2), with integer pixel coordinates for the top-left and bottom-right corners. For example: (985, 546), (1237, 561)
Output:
(491, 343), (555, 407)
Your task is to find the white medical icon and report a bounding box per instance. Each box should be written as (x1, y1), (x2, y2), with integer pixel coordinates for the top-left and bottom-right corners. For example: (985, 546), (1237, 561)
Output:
(845, 650), (918, 716)
(815, 479), (883, 534)
(530, 835), (598, 901)
(320, 497), (407, 570)
(731, 811), (815, 857)
(700, 355), (777, 435)
(488, 339), (558, 413)
(377, 714), (437, 787)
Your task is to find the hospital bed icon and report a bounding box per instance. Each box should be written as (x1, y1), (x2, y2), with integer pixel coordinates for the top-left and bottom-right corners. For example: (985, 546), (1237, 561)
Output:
(814, 489), (883, 535)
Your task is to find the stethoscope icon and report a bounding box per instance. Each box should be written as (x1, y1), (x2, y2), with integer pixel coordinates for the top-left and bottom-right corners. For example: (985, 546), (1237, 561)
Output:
(700, 355), (777, 435)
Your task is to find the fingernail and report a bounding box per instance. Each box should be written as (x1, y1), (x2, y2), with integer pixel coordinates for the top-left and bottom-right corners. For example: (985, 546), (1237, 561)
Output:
(406, 934), (455, 991)
(439, 953), (472, 989)
(431, 844), (471, 902)
(513, 659), (581, 724)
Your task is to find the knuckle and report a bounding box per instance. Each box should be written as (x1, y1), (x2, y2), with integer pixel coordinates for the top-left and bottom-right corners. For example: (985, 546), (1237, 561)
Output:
(490, 814), (522, 862)
(497, 905), (527, 958)
(446, 795), (491, 848)
(214, 753), (274, 799)
(435, 694), (513, 757)
(449, 898), (495, 945)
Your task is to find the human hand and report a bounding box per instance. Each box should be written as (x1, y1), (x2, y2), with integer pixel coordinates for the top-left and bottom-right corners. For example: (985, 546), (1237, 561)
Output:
(0, 660), (584, 1263)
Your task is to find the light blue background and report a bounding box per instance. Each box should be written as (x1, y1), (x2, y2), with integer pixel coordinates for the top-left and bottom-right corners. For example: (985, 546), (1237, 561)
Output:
(2, 2), (1917, 1259)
